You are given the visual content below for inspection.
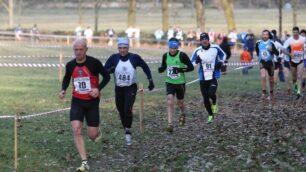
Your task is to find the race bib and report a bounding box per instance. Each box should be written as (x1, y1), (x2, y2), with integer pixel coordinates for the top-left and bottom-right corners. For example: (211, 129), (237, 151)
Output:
(202, 63), (214, 80)
(167, 66), (180, 79)
(293, 51), (303, 62)
(116, 72), (133, 86)
(74, 77), (91, 93)
(261, 50), (270, 59)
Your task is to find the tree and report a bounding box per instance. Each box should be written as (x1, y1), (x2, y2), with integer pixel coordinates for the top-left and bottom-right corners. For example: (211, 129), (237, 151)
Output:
(292, 0), (298, 26)
(195, 0), (205, 31)
(78, 0), (85, 26)
(94, 0), (103, 35)
(220, 0), (236, 32)
(127, 0), (137, 27)
(162, 0), (169, 32)
(279, 0), (283, 38)
(1, 0), (14, 28)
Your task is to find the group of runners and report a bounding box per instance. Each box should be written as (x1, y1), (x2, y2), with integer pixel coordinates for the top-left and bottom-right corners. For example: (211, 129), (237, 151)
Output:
(255, 26), (306, 100)
(59, 26), (305, 171)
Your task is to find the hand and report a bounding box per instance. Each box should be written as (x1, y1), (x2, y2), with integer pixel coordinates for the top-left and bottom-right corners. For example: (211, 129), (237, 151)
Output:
(58, 90), (65, 99)
(172, 67), (180, 74)
(148, 80), (155, 91)
(158, 67), (164, 73)
(89, 88), (100, 98)
(196, 56), (202, 64)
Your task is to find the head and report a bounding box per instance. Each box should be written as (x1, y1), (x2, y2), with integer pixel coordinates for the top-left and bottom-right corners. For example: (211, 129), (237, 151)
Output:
(292, 26), (299, 39)
(200, 32), (210, 47)
(222, 36), (228, 43)
(300, 29), (306, 37)
(73, 38), (88, 62)
(168, 37), (180, 55)
(271, 29), (277, 38)
(262, 29), (271, 41)
(117, 37), (129, 56)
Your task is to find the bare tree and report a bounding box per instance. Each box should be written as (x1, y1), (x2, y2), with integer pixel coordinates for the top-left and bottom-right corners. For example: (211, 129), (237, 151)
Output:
(220, 0), (236, 32)
(292, 0), (298, 26)
(78, 0), (85, 25)
(94, 0), (103, 35)
(162, 0), (169, 32)
(279, 0), (283, 38)
(1, 0), (14, 28)
(127, 0), (137, 27)
(195, 0), (205, 31)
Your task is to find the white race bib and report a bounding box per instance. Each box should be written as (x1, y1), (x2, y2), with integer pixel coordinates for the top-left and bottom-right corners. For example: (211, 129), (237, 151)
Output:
(117, 72), (133, 86)
(202, 63), (214, 80)
(293, 51), (303, 62)
(261, 50), (270, 59)
(167, 66), (180, 79)
(74, 77), (91, 93)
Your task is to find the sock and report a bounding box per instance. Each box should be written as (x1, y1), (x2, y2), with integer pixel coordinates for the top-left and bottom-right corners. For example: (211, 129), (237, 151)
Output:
(82, 160), (88, 164)
(125, 128), (131, 135)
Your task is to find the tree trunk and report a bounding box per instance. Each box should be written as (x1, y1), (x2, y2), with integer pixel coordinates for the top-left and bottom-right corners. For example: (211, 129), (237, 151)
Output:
(94, 0), (102, 35)
(78, 0), (84, 25)
(292, 0), (298, 26)
(279, 0), (283, 38)
(9, 0), (13, 28)
(195, 0), (205, 31)
(162, 0), (169, 32)
(220, 0), (236, 32)
(127, 0), (137, 27)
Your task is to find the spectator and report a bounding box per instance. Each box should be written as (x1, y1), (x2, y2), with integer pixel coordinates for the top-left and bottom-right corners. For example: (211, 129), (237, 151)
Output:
(125, 26), (134, 47)
(208, 28), (216, 43)
(244, 29), (255, 59)
(228, 28), (238, 54)
(134, 26), (141, 48)
(186, 29), (196, 47)
(106, 28), (115, 47)
(219, 36), (231, 74)
(167, 26), (174, 40)
(83, 26), (93, 45)
(217, 32), (225, 44)
(75, 26), (83, 38)
(240, 47), (252, 75)
(154, 28), (164, 48)
(30, 24), (40, 43)
(14, 24), (22, 41)
(175, 27), (184, 48)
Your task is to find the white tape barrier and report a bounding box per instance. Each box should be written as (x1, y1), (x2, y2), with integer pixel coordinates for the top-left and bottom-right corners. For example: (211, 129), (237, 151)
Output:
(0, 62), (258, 68)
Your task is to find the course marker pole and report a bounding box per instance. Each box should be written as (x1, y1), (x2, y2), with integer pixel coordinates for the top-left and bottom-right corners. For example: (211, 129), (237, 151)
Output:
(139, 83), (144, 133)
(14, 114), (18, 171)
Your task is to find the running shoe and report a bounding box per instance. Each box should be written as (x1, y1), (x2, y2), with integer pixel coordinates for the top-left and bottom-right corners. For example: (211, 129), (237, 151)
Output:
(76, 161), (89, 172)
(207, 115), (214, 124)
(212, 105), (218, 114)
(296, 92), (301, 100)
(125, 134), (132, 146)
(294, 84), (298, 94)
(166, 125), (173, 133)
(179, 115), (185, 126)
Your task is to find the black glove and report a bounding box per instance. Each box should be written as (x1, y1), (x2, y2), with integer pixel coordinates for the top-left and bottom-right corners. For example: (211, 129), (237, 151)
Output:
(172, 67), (185, 73)
(148, 79), (155, 91)
(158, 67), (164, 73)
(196, 56), (202, 64)
(215, 62), (223, 70)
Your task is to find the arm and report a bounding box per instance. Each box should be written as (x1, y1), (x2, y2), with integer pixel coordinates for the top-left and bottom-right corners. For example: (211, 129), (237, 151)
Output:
(178, 52), (194, 72)
(255, 41), (260, 57)
(59, 63), (72, 98)
(158, 53), (167, 73)
(191, 48), (201, 66)
(136, 54), (153, 80)
(215, 46), (226, 70)
(270, 42), (279, 56)
(97, 62), (110, 91)
(104, 55), (116, 74)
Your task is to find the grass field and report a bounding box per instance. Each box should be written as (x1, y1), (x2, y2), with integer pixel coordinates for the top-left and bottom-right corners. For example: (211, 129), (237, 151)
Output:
(1, 41), (305, 171)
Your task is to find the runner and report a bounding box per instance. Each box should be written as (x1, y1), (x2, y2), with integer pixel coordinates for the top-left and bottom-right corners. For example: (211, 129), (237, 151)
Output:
(191, 32), (226, 123)
(283, 27), (305, 99)
(59, 38), (110, 172)
(271, 30), (284, 90)
(255, 29), (279, 100)
(105, 37), (154, 146)
(299, 29), (306, 92)
(158, 38), (194, 132)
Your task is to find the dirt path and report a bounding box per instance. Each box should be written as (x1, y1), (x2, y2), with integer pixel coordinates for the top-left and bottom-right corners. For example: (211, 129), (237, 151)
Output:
(88, 92), (306, 171)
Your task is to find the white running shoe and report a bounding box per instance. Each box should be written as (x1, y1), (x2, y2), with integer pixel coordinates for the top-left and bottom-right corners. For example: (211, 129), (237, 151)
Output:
(125, 134), (132, 146)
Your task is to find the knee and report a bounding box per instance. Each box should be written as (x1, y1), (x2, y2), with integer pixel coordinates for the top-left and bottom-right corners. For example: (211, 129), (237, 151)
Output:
(88, 132), (98, 141)
(167, 97), (174, 106)
(72, 126), (82, 136)
(177, 100), (184, 108)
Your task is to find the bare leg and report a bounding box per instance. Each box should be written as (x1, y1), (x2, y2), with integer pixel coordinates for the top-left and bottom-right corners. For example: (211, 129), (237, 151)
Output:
(71, 120), (87, 161)
(167, 94), (174, 125)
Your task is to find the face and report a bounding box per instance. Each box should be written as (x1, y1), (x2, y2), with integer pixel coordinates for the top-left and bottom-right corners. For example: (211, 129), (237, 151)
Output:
(200, 39), (210, 47)
(169, 48), (178, 55)
(301, 32), (306, 37)
(262, 31), (269, 41)
(293, 30), (299, 38)
(73, 42), (87, 62)
(118, 46), (129, 56)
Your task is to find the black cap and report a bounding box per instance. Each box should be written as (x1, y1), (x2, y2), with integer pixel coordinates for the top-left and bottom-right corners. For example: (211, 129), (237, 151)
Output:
(200, 32), (209, 41)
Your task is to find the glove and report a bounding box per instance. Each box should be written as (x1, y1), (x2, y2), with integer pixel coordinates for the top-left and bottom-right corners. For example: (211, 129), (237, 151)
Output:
(215, 62), (223, 70)
(158, 67), (164, 73)
(148, 79), (155, 91)
(172, 67), (185, 73)
(196, 56), (202, 64)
